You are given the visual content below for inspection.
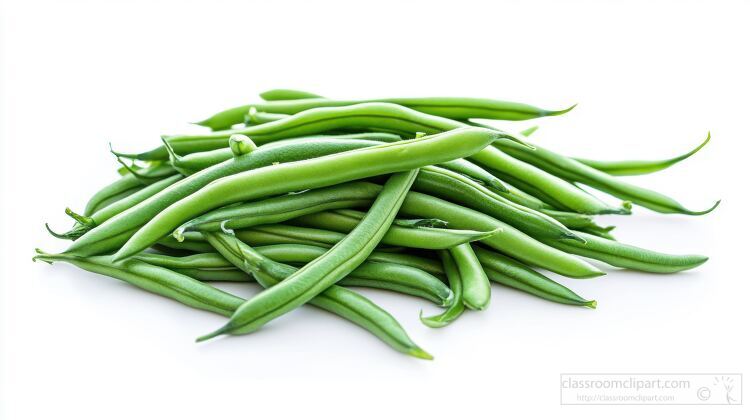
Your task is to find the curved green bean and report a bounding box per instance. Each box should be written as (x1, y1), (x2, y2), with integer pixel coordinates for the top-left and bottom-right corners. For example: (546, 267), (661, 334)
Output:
(573, 133), (710, 176)
(474, 247), (596, 308)
(449, 244), (491, 310)
(203, 232), (432, 359)
(496, 139), (719, 215)
(196, 96), (574, 131)
(33, 250), (244, 316)
(541, 231), (708, 273)
(420, 251), (465, 328)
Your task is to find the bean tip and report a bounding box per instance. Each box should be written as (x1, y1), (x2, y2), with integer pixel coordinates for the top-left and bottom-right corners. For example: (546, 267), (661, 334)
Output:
(547, 103), (577, 117)
(585, 300), (598, 309)
(408, 347), (434, 360)
(195, 324), (231, 343)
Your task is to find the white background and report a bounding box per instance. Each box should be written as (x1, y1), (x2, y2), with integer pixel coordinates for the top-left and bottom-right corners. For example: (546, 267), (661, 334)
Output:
(1, 0), (748, 418)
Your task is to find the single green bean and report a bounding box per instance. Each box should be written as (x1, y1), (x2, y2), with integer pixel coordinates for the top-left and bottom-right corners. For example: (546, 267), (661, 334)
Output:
(112, 128), (504, 261)
(573, 133), (710, 176)
(203, 231), (432, 359)
(449, 243), (491, 310)
(259, 89), (325, 101)
(173, 268), (253, 282)
(420, 251), (465, 328)
(135, 252), (234, 269)
(198, 170), (419, 340)
(541, 231), (708, 273)
(196, 96), (574, 131)
(33, 250), (244, 316)
(474, 247), (596, 308)
(84, 163), (176, 215)
(496, 139), (719, 215)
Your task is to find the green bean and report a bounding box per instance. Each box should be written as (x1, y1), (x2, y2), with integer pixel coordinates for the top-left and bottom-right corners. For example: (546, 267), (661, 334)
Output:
(259, 89), (324, 101)
(474, 247), (596, 308)
(83, 163), (176, 216)
(66, 135), (407, 257)
(135, 252), (234, 269)
(541, 231), (708, 273)
(438, 158), (509, 193)
(132, 103), (526, 161)
(237, 225), (340, 248)
(243, 108), (288, 125)
(50, 174), (184, 240)
(539, 209), (599, 229)
(496, 182), (553, 210)
(420, 251), (465, 328)
(87, 185), (145, 216)
(577, 225), (617, 241)
(471, 147), (629, 214)
(496, 139), (719, 215)
(279, 215), (498, 250)
(168, 135), (402, 175)
(33, 250), (244, 316)
(196, 97), (574, 131)
(573, 133), (710, 176)
(337, 262), (452, 306)
(197, 170), (419, 340)
(203, 232), (432, 359)
(293, 199), (602, 278)
(111, 128), (503, 261)
(173, 268), (253, 282)
(157, 235), (215, 253)
(174, 181), (379, 236)
(449, 244), (491, 310)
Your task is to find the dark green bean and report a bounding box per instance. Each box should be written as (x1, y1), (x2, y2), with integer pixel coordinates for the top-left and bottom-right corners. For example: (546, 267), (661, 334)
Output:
(474, 247), (596, 308)
(173, 268), (252, 282)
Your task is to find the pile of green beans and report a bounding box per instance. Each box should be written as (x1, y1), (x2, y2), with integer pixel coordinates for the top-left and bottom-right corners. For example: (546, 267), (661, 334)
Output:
(36, 89), (718, 359)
